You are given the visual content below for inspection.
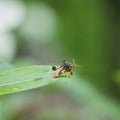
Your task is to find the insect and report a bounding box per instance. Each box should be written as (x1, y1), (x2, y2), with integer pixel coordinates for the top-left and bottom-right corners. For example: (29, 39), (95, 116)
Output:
(52, 60), (76, 78)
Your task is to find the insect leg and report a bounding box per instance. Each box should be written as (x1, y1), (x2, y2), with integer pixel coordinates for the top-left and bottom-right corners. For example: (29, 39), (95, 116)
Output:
(70, 71), (73, 75)
(65, 72), (71, 78)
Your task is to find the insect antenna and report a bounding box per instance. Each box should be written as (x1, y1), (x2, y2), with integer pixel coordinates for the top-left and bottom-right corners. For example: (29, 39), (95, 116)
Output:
(72, 58), (81, 67)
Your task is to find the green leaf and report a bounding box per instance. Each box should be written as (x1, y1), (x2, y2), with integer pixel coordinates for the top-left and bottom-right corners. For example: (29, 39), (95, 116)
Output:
(0, 66), (60, 95)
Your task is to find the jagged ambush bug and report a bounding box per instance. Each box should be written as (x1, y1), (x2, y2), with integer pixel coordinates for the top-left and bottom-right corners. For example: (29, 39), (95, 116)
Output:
(52, 60), (76, 78)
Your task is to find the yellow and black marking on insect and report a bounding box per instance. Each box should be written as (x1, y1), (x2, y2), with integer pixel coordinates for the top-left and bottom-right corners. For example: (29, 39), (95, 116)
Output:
(52, 60), (76, 78)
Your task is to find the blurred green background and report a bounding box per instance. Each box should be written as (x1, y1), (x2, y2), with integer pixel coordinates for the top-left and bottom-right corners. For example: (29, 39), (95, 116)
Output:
(0, 0), (120, 120)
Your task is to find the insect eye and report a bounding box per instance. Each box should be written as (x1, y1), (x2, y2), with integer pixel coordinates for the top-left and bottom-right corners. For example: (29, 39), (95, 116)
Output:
(65, 63), (70, 67)
(63, 60), (69, 65)
(52, 66), (57, 70)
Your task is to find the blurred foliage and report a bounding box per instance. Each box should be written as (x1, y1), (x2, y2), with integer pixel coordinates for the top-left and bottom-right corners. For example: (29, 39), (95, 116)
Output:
(0, 0), (120, 120)
(0, 59), (14, 72)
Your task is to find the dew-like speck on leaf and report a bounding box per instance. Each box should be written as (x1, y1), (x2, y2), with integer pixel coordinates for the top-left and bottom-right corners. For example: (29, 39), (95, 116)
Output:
(12, 87), (21, 91)
(34, 78), (42, 81)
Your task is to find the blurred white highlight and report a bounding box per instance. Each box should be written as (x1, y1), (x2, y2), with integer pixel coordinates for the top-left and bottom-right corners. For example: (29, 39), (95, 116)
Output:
(0, 0), (25, 61)
(20, 3), (59, 43)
